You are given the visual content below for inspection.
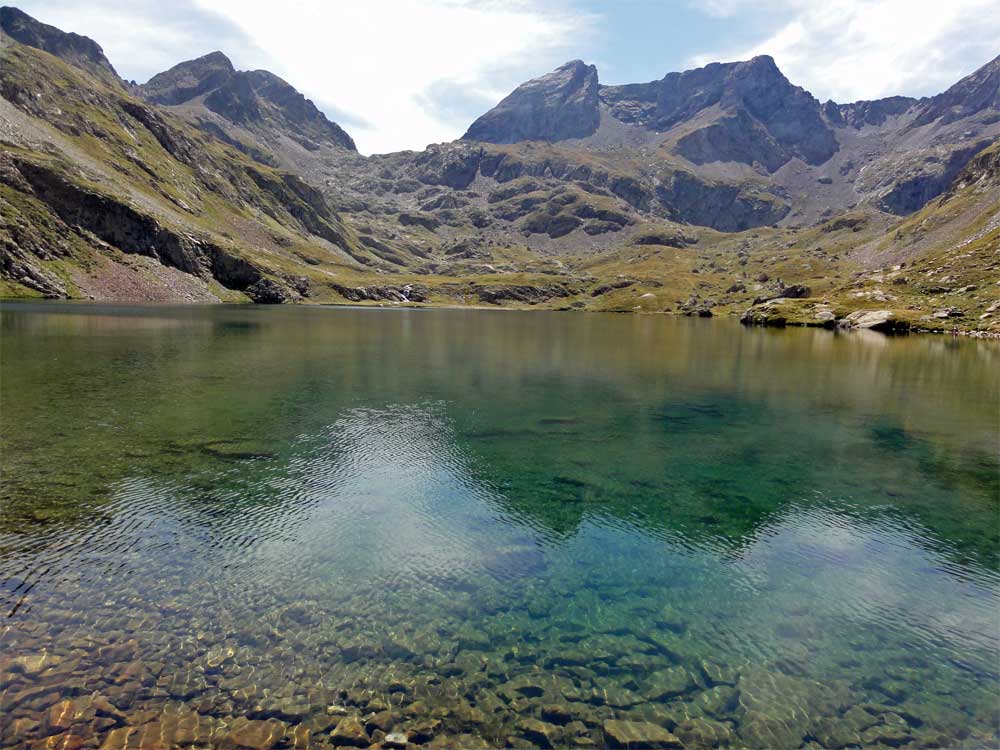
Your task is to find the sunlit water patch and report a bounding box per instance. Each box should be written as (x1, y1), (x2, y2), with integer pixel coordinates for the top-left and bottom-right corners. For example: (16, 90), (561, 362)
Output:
(1, 303), (998, 749)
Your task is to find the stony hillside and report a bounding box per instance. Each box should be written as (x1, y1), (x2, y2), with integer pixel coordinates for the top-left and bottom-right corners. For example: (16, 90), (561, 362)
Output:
(1, 6), (997, 334)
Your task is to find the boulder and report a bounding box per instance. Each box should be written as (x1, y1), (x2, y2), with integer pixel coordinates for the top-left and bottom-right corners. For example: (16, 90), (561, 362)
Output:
(839, 309), (910, 333)
(740, 304), (786, 327)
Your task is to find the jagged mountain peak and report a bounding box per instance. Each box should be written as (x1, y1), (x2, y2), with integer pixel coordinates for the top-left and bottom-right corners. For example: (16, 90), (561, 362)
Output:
(140, 53), (356, 151)
(0, 5), (120, 87)
(462, 59), (600, 144)
(466, 54), (838, 168)
(141, 50), (236, 106)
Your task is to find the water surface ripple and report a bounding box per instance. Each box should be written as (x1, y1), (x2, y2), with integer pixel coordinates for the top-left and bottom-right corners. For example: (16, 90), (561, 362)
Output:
(1, 303), (998, 749)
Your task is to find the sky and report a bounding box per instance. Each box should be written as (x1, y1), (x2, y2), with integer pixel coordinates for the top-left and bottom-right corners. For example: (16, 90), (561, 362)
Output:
(16, 0), (1000, 155)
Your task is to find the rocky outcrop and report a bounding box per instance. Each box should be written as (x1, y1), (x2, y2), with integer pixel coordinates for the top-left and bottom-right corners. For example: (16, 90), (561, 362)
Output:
(0, 6), (121, 87)
(476, 284), (574, 304)
(4, 155), (264, 295)
(463, 60), (600, 143)
(878, 140), (992, 214)
(839, 310), (910, 333)
(655, 170), (789, 231)
(243, 166), (353, 247)
(329, 283), (429, 303)
(753, 282), (811, 304)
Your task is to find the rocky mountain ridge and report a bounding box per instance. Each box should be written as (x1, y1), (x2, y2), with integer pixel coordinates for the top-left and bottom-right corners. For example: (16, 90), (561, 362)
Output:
(1, 6), (997, 334)
(139, 51), (357, 152)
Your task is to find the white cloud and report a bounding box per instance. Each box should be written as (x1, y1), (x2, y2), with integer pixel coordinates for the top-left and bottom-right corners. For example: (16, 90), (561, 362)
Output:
(16, 0), (596, 155)
(190, 0), (598, 154)
(14, 0), (265, 84)
(689, 0), (1000, 103)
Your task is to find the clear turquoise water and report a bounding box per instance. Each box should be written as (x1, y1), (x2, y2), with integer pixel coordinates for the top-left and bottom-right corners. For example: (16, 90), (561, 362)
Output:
(1, 302), (998, 749)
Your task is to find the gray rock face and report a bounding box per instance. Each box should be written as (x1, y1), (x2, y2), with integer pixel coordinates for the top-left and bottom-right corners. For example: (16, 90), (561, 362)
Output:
(655, 169), (790, 231)
(139, 56), (357, 151)
(879, 139), (993, 214)
(824, 95), (916, 128)
(912, 54), (1000, 126)
(0, 6), (120, 87)
(463, 60), (600, 143)
(603, 55), (838, 167)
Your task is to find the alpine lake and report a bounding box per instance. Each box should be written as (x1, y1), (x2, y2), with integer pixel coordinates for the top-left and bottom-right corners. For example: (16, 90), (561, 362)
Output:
(1, 302), (998, 750)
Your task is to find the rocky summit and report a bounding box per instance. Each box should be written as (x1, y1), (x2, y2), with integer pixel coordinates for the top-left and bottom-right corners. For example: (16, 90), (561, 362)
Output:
(463, 59), (601, 143)
(1, 6), (998, 334)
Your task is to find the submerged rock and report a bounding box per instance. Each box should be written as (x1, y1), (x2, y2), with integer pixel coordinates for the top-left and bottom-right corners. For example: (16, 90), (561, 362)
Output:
(736, 669), (848, 749)
(674, 717), (734, 749)
(603, 720), (683, 749)
(330, 716), (369, 747)
(641, 666), (696, 701)
(225, 717), (287, 750)
(517, 718), (560, 748)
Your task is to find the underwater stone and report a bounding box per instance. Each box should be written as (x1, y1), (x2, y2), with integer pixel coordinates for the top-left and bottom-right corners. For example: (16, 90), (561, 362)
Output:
(861, 721), (913, 746)
(364, 710), (395, 734)
(330, 717), (369, 747)
(289, 725), (310, 750)
(641, 667), (695, 701)
(603, 720), (683, 749)
(383, 731), (408, 748)
(225, 717), (287, 750)
(517, 718), (560, 748)
(42, 730), (88, 750)
(812, 716), (862, 749)
(540, 703), (574, 725)
(406, 718), (441, 743)
(736, 668), (851, 749)
(673, 717), (734, 749)
(693, 685), (736, 716)
(840, 705), (877, 732)
(698, 659), (737, 687)
(10, 652), (64, 675)
(47, 697), (96, 732)
(205, 646), (235, 669)
(655, 605), (688, 633)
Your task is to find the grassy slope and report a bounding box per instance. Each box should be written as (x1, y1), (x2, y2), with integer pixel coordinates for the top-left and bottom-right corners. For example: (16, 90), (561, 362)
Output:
(0, 42), (373, 300)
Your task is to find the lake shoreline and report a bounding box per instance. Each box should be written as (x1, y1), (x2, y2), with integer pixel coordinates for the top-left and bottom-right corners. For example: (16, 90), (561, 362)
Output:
(4, 296), (999, 339)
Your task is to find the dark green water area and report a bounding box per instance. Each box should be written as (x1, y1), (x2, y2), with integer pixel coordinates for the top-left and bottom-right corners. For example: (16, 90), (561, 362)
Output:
(1, 302), (998, 749)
